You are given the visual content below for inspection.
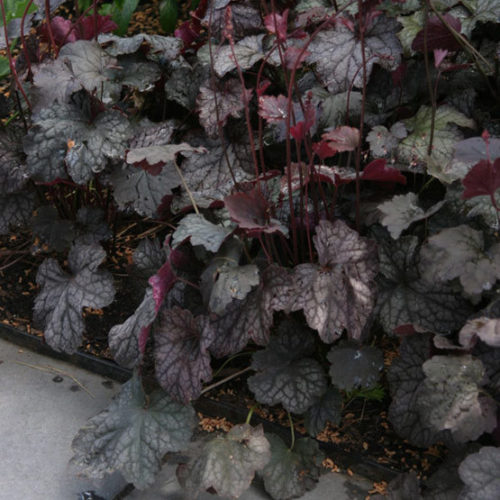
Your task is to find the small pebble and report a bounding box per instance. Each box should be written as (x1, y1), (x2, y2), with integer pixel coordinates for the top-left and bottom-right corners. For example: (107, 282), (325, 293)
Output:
(52, 375), (63, 383)
(70, 384), (80, 392)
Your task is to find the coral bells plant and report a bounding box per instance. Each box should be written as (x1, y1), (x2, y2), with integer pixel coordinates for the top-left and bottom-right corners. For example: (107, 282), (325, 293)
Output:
(1, 0), (500, 497)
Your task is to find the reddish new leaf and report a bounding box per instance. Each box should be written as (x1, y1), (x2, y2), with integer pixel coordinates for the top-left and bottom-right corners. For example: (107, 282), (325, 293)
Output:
(78, 15), (118, 40)
(258, 94), (289, 123)
(154, 307), (214, 403)
(462, 159), (500, 200)
(225, 188), (286, 235)
(283, 46), (310, 70)
(412, 14), (462, 52)
(321, 126), (360, 152)
(264, 9), (288, 41)
(361, 159), (407, 184)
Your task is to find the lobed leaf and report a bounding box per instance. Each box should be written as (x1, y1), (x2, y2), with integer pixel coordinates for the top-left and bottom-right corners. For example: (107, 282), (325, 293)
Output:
(172, 213), (232, 253)
(260, 434), (325, 500)
(154, 307), (214, 403)
(416, 355), (497, 442)
(248, 320), (327, 414)
(71, 374), (196, 489)
(377, 235), (472, 334)
(307, 14), (401, 93)
(386, 334), (450, 447)
(34, 243), (115, 353)
(209, 264), (295, 357)
(327, 343), (384, 391)
(108, 288), (157, 368)
(304, 387), (342, 436)
(458, 447), (500, 499)
(378, 192), (444, 240)
(287, 219), (378, 342)
(183, 424), (270, 499)
(196, 79), (249, 137)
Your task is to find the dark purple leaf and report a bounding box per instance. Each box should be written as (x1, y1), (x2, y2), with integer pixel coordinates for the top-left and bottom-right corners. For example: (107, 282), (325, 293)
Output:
(327, 344), (384, 390)
(149, 259), (177, 313)
(387, 334), (451, 447)
(412, 14), (462, 52)
(264, 9), (288, 41)
(462, 159), (500, 200)
(321, 126), (360, 152)
(224, 188), (287, 235)
(31, 206), (76, 252)
(248, 320), (327, 414)
(287, 219), (378, 343)
(0, 192), (34, 235)
(304, 387), (342, 437)
(377, 235), (472, 334)
(260, 434), (324, 500)
(201, 1), (263, 41)
(34, 243), (115, 353)
(154, 307), (214, 403)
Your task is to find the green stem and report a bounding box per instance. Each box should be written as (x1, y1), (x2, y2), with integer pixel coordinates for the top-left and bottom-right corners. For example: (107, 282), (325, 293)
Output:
(246, 404), (257, 425)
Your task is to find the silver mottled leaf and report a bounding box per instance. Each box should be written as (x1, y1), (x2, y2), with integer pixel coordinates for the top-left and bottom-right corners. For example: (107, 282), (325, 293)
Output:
(172, 213), (232, 252)
(34, 243), (115, 353)
(288, 219), (378, 342)
(184, 424), (270, 499)
(416, 355), (497, 442)
(307, 15), (401, 93)
(248, 323), (327, 414)
(172, 142), (254, 212)
(108, 288), (156, 368)
(71, 374), (196, 489)
(378, 192), (444, 240)
(458, 447), (500, 500)
(154, 307), (214, 403)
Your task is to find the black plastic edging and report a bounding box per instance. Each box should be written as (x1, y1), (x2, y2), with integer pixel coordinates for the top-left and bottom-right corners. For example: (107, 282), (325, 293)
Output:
(0, 322), (399, 483)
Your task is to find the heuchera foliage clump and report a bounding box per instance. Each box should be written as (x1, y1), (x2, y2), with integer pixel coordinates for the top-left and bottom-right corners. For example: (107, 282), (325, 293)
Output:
(2, 0), (500, 497)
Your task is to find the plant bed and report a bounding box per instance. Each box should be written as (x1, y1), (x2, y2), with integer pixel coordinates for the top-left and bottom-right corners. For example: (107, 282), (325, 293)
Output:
(1, 0), (500, 499)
